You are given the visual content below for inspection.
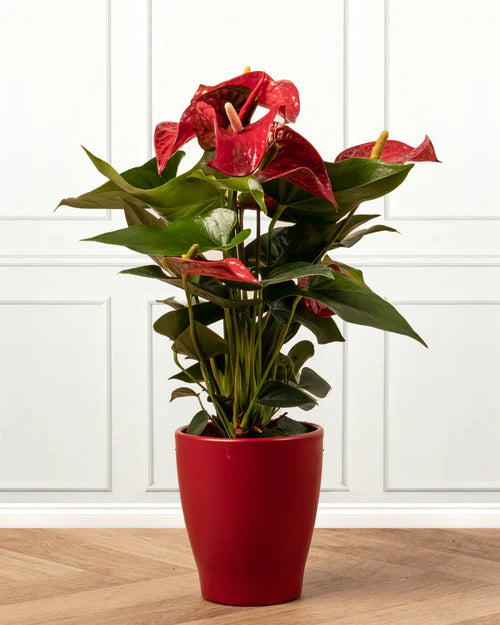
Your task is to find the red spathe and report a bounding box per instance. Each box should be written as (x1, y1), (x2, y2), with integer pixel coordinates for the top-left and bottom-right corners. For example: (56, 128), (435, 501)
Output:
(175, 424), (324, 606)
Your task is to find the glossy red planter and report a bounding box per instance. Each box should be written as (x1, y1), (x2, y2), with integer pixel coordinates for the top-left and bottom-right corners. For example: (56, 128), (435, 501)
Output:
(175, 424), (323, 606)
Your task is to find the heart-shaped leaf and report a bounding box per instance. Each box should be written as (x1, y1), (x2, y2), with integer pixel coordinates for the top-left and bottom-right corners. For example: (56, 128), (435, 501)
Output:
(84, 208), (241, 256)
(170, 387), (199, 402)
(261, 262), (333, 286)
(265, 274), (426, 346)
(186, 410), (210, 435)
(256, 380), (317, 408)
(154, 302), (223, 341)
(276, 415), (308, 434)
(287, 340), (315, 375)
(262, 159), (413, 224)
(270, 299), (345, 345)
(299, 367), (331, 398)
(172, 321), (229, 360)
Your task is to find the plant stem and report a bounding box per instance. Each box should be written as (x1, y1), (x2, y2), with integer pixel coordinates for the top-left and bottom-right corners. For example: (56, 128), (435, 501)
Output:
(254, 208), (261, 279)
(182, 275), (234, 437)
(241, 295), (302, 430)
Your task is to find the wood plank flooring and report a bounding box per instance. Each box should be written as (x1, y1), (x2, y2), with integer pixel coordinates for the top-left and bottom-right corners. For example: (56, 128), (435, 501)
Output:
(0, 529), (498, 624)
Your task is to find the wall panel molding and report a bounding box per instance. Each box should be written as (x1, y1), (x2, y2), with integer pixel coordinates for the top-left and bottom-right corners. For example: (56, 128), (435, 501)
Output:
(383, 0), (500, 222)
(0, 299), (112, 491)
(0, 0), (112, 222)
(384, 300), (500, 492)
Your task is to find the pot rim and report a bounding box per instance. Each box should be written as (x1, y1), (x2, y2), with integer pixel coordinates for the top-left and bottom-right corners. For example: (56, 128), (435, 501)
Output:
(175, 422), (323, 443)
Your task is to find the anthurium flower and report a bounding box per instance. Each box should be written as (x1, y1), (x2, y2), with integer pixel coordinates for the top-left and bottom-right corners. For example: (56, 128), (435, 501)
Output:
(298, 263), (347, 317)
(154, 71), (300, 174)
(335, 134), (438, 163)
(163, 256), (261, 285)
(257, 124), (336, 205)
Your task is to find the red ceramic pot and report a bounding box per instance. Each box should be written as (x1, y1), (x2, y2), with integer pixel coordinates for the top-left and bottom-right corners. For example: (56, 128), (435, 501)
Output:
(175, 423), (323, 606)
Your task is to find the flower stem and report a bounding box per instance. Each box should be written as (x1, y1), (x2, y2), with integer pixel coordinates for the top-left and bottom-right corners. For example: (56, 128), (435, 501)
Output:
(241, 295), (302, 430)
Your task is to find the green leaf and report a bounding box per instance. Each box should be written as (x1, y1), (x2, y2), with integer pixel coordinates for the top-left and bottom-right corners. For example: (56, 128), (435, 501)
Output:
(334, 213), (380, 240)
(190, 169), (267, 214)
(156, 296), (184, 310)
(338, 224), (399, 248)
(256, 381), (317, 408)
(299, 367), (331, 398)
(121, 264), (167, 280)
(262, 178), (339, 225)
(170, 356), (225, 383)
(261, 262), (333, 286)
(120, 265), (255, 309)
(326, 158), (414, 212)
(84, 208), (241, 256)
(81, 148), (224, 220)
(172, 321), (229, 360)
(287, 340), (315, 375)
(58, 153), (184, 210)
(260, 428), (285, 438)
(122, 198), (167, 230)
(170, 387), (198, 402)
(154, 302), (224, 341)
(270, 299), (345, 345)
(265, 275), (427, 346)
(276, 415), (308, 434)
(186, 410), (210, 435)
(262, 159), (413, 224)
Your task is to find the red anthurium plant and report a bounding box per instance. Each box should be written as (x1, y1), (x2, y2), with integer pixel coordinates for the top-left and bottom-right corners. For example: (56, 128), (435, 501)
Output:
(59, 69), (438, 439)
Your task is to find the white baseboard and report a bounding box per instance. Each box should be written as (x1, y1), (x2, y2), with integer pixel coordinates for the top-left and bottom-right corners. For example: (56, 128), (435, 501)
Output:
(1, 504), (500, 528)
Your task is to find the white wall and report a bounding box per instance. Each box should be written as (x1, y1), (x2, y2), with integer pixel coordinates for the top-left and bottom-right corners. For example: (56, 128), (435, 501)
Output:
(1, 0), (499, 527)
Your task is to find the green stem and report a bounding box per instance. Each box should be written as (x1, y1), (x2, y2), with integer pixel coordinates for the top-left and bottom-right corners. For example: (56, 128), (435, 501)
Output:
(172, 351), (208, 394)
(183, 275), (234, 438)
(241, 295), (302, 430)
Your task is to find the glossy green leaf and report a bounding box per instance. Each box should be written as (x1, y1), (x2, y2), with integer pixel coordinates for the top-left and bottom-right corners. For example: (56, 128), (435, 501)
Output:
(120, 266), (255, 310)
(122, 198), (167, 229)
(190, 169), (266, 213)
(265, 274), (426, 346)
(338, 224), (398, 248)
(154, 302), (224, 341)
(333, 213), (379, 240)
(270, 299), (345, 344)
(276, 415), (308, 434)
(58, 153), (184, 210)
(326, 158), (414, 211)
(81, 148), (224, 220)
(261, 262), (333, 286)
(256, 380), (317, 408)
(299, 367), (331, 398)
(170, 387), (198, 402)
(260, 427), (285, 438)
(331, 262), (369, 289)
(288, 340), (315, 375)
(172, 321), (229, 360)
(262, 178), (339, 225)
(170, 356), (225, 383)
(170, 361), (204, 383)
(84, 208), (241, 256)
(262, 159), (413, 224)
(186, 410), (210, 435)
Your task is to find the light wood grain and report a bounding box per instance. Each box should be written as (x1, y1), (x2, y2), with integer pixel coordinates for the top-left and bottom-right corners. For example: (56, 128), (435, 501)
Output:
(0, 529), (498, 624)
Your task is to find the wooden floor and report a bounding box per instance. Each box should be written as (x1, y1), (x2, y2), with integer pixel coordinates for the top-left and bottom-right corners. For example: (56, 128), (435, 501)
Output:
(0, 529), (499, 624)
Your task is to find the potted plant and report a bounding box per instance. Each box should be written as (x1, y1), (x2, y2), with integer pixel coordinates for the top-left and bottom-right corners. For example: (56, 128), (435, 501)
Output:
(59, 68), (437, 606)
